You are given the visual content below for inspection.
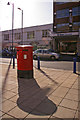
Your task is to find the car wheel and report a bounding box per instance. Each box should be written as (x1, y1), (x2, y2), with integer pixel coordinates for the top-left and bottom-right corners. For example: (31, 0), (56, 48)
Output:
(33, 55), (37, 59)
(50, 56), (55, 60)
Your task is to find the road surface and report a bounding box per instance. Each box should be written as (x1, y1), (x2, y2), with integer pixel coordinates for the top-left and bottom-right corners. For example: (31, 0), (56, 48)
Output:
(0, 58), (79, 71)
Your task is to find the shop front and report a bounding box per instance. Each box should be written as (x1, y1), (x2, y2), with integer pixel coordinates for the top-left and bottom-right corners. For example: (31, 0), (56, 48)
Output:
(53, 32), (79, 53)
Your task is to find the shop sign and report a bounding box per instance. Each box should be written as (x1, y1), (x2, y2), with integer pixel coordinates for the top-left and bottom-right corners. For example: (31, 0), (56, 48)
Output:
(50, 32), (78, 37)
(58, 32), (78, 36)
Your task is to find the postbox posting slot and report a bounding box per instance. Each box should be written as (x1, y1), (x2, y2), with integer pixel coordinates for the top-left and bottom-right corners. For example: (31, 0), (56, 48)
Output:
(23, 49), (28, 51)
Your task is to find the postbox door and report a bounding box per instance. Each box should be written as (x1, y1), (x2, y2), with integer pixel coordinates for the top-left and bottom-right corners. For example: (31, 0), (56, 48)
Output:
(17, 47), (33, 71)
(22, 49), (33, 70)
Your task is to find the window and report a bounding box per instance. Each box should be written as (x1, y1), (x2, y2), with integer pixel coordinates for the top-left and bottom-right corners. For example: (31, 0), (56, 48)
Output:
(4, 34), (9, 41)
(72, 22), (80, 31)
(42, 30), (49, 37)
(36, 50), (42, 53)
(57, 23), (69, 32)
(72, 6), (80, 16)
(57, 23), (69, 28)
(73, 22), (80, 26)
(43, 50), (49, 54)
(56, 9), (69, 18)
(27, 31), (35, 39)
(56, 2), (68, 5)
(15, 33), (21, 40)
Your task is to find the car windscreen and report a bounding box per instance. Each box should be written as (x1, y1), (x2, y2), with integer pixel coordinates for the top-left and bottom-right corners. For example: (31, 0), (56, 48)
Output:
(36, 50), (42, 53)
(43, 50), (49, 53)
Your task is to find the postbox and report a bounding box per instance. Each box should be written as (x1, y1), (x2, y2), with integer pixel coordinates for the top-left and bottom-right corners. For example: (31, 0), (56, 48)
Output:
(16, 45), (33, 79)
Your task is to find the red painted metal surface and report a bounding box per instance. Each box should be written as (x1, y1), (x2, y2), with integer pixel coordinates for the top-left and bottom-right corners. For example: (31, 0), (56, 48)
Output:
(16, 45), (33, 71)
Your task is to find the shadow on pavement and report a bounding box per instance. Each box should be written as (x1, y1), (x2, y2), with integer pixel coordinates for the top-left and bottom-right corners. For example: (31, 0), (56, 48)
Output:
(39, 69), (58, 85)
(17, 78), (57, 115)
(2, 58), (12, 92)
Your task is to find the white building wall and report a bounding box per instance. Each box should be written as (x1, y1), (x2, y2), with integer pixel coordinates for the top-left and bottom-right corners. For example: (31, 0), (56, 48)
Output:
(36, 30), (42, 41)
(0, 31), (2, 50)
(2, 23), (53, 48)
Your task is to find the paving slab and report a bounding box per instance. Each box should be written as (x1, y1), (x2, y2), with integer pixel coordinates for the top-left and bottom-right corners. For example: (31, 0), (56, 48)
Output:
(35, 98), (57, 115)
(60, 98), (78, 110)
(9, 94), (19, 103)
(25, 110), (50, 120)
(78, 102), (80, 112)
(68, 88), (78, 95)
(0, 111), (5, 117)
(72, 81), (79, 90)
(65, 92), (79, 102)
(48, 95), (63, 106)
(2, 113), (17, 120)
(50, 86), (69, 98)
(2, 100), (17, 113)
(74, 110), (80, 120)
(2, 91), (16, 99)
(7, 106), (29, 119)
(2, 98), (7, 103)
(61, 82), (74, 88)
(52, 106), (76, 119)
(1, 63), (79, 119)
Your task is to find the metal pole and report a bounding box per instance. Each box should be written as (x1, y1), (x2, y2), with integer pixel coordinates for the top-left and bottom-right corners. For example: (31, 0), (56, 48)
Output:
(7, 2), (15, 69)
(22, 10), (23, 45)
(12, 3), (15, 69)
(38, 56), (40, 69)
(53, 0), (54, 32)
(18, 8), (23, 45)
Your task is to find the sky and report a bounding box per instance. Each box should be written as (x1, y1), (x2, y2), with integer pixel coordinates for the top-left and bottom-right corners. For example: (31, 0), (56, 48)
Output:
(0, 0), (53, 31)
(0, 0), (78, 31)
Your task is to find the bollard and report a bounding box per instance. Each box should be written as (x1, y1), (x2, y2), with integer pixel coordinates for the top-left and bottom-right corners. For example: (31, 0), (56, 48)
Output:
(73, 57), (76, 73)
(13, 55), (15, 69)
(38, 56), (40, 69)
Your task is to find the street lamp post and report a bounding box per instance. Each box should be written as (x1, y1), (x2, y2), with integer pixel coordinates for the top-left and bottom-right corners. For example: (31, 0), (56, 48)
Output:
(7, 2), (15, 69)
(18, 8), (23, 45)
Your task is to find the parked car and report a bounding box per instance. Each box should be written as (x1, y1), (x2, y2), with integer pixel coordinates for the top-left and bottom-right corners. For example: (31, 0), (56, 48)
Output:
(33, 49), (60, 60)
(48, 49), (54, 52)
(3, 49), (12, 57)
(0, 49), (13, 57)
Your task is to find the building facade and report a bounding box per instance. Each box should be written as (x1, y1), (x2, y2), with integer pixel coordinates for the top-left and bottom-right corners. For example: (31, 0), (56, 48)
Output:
(53, 1), (80, 53)
(2, 24), (53, 50)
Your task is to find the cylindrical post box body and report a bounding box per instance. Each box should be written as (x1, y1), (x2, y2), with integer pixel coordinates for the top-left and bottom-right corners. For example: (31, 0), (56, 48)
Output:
(16, 45), (33, 79)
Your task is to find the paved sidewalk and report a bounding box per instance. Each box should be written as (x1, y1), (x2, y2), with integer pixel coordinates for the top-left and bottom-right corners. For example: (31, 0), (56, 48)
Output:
(0, 61), (80, 120)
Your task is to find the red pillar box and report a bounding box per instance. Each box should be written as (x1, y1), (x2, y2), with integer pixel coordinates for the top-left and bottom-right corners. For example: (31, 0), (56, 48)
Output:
(16, 45), (33, 79)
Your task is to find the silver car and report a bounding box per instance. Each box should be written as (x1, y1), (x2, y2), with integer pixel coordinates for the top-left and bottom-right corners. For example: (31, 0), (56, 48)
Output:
(33, 49), (59, 60)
